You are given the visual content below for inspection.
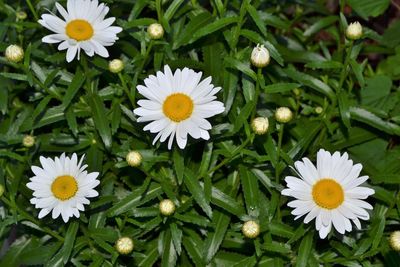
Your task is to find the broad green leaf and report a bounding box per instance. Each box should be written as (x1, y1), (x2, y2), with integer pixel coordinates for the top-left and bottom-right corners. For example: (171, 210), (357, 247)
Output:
(295, 232), (313, 267)
(62, 221), (79, 263)
(190, 17), (238, 44)
(173, 148), (185, 185)
(348, 0), (390, 18)
(61, 69), (85, 109)
(282, 68), (335, 100)
(161, 230), (178, 267)
(203, 210), (231, 263)
(246, 4), (267, 37)
(350, 107), (400, 136)
(263, 83), (300, 94)
(239, 166), (260, 216)
(107, 182), (162, 217)
(86, 92), (112, 150)
(183, 169), (212, 218)
(303, 16), (337, 37)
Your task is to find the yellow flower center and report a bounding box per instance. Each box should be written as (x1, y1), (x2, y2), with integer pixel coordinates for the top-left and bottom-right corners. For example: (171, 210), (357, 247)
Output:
(51, 175), (78, 201)
(162, 93), (194, 122)
(66, 19), (94, 41)
(312, 178), (344, 209)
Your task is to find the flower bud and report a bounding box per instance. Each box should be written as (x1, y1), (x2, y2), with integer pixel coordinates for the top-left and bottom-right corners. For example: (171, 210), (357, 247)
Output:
(16, 11), (27, 20)
(0, 184), (4, 197)
(390, 231), (400, 251)
(109, 59), (124, 73)
(250, 44), (270, 68)
(251, 117), (269, 135)
(242, 220), (260, 238)
(315, 106), (323, 114)
(5, 44), (24, 63)
(148, 23), (164, 39)
(126, 151), (142, 167)
(23, 135), (35, 148)
(275, 107), (293, 123)
(115, 237), (134, 255)
(159, 199), (175, 216)
(346, 22), (362, 40)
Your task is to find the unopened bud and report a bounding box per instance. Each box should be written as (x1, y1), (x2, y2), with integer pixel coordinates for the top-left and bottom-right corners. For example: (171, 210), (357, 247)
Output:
(109, 59), (124, 73)
(390, 231), (400, 251)
(5, 44), (24, 63)
(126, 151), (142, 167)
(115, 237), (134, 255)
(242, 220), (260, 238)
(250, 44), (270, 68)
(275, 107), (293, 123)
(16, 11), (27, 20)
(159, 199), (175, 216)
(346, 22), (362, 40)
(23, 135), (35, 148)
(315, 106), (323, 114)
(251, 117), (269, 135)
(148, 23), (164, 39)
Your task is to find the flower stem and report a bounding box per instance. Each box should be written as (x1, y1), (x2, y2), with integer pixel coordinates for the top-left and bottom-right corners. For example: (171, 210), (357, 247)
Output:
(251, 68), (262, 120)
(26, 0), (39, 21)
(338, 41), (353, 92)
(275, 123), (284, 183)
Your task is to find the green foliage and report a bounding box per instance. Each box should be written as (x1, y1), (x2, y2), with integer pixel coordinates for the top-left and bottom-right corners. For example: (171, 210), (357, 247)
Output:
(0, 0), (400, 266)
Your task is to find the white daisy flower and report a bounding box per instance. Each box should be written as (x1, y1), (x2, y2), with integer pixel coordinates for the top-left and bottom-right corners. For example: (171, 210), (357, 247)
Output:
(281, 149), (375, 239)
(39, 0), (122, 62)
(27, 153), (100, 223)
(134, 65), (225, 149)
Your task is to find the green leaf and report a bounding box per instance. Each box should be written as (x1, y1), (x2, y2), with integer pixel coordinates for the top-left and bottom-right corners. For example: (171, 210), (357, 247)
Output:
(269, 222), (294, 239)
(107, 182), (162, 217)
(138, 247), (159, 267)
(190, 17), (238, 44)
(282, 68), (335, 100)
(211, 186), (246, 216)
(161, 230), (177, 267)
(263, 41), (284, 66)
(338, 90), (351, 128)
(348, 0), (390, 18)
(183, 169), (213, 218)
(263, 83), (300, 94)
(225, 57), (257, 81)
(173, 148), (185, 185)
(203, 210), (231, 263)
(86, 92), (112, 150)
(62, 221), (79, 264)
(61, 69), (85, 109)
(246, 4), (267, 37)
(164, 0), (185, 21)
(360, 75), (392, 107)
(350, 107), (400, 136)
(303, 16), (337, 37)
(170, 223), (183, 255)
(349, 59), (365, 87)
(232, 101), (255, 134)
(239, 166), (259, 216)
(295, 232), (313, 267)
(305, 61), (343, 69)
(0, 72), (28, 81)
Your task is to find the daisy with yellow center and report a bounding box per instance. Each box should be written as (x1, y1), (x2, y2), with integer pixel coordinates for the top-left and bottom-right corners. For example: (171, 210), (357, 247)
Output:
(38, 0), (122, 62)
(27, 153), (100, 223)
(134, 65), (225, 149)
(281, 149), (375, 239)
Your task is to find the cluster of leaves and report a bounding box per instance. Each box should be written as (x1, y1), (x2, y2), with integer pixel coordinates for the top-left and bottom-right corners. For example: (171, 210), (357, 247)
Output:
(1, 0), (400, 266)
